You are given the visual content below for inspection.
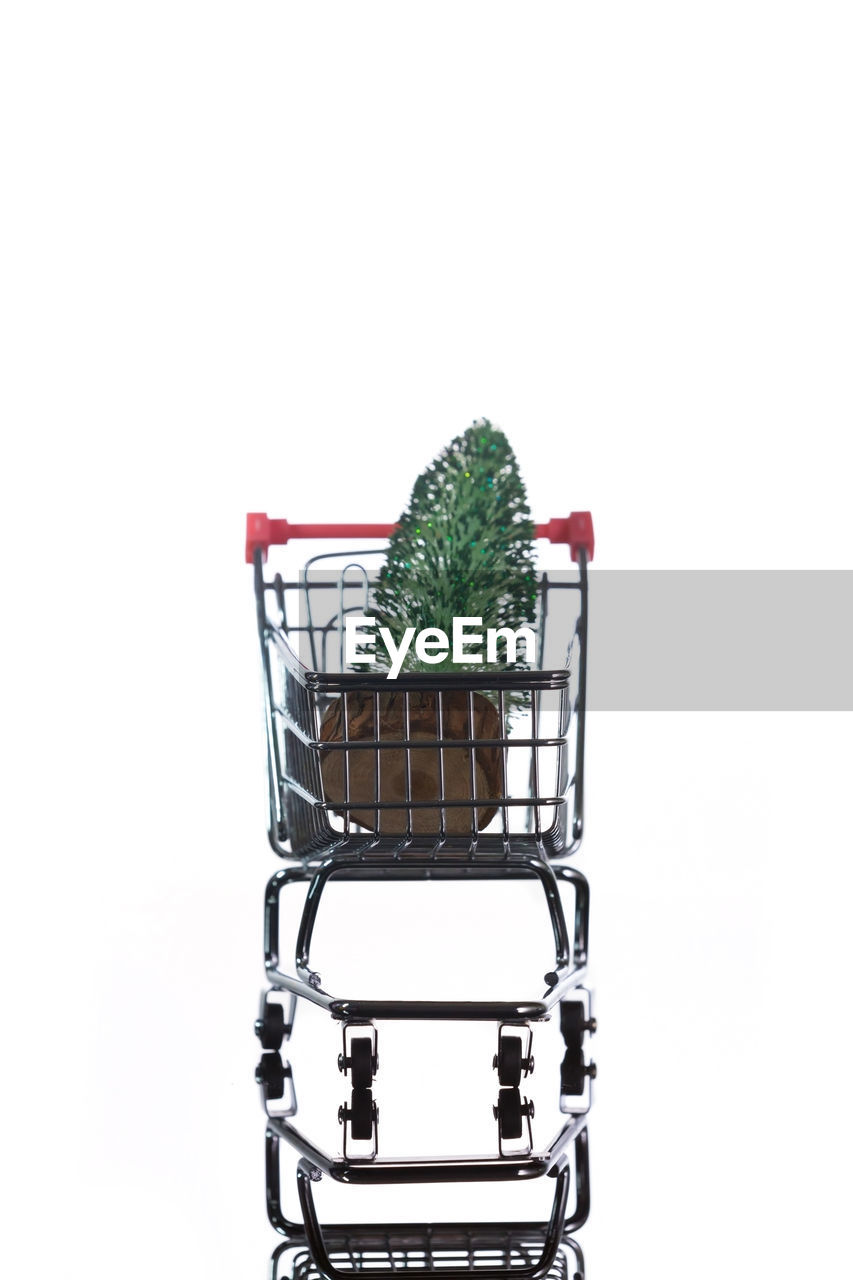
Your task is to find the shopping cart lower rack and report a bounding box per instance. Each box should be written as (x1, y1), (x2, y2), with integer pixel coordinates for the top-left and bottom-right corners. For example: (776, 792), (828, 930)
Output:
(245, 512), (596, 1280)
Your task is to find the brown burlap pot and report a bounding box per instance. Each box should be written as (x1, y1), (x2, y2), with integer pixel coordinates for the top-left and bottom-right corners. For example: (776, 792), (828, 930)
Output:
(319, 689), (504, 834)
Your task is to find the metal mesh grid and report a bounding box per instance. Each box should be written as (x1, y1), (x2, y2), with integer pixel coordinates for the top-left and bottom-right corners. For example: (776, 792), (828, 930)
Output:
(254, 551), (587, 861)
(280, 1235), (579, 1280)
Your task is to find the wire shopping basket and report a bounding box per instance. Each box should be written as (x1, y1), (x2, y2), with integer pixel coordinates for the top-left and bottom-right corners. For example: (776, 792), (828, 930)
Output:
(246, 514), (593, 861)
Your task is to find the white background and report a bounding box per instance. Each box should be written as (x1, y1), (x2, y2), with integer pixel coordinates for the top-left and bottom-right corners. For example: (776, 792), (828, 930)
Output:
(2, 2), (852, 1277)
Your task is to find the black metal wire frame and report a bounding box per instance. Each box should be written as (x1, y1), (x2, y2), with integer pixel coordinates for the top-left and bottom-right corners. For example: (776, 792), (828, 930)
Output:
(296, 1160), (571, 1280)
(253, 548), (589, 863)
(264, 1129), (590, 1266)
(266, 1127), (590, 1233)
(271, 1235), (585, 1280)
(263, 855), (590, 1023)
(265, 1104), (590, 1191)
(251, 537), (594, 1276)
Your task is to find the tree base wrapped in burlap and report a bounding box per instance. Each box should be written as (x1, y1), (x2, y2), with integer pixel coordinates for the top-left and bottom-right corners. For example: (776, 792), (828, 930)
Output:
(319, 689), (503, 834)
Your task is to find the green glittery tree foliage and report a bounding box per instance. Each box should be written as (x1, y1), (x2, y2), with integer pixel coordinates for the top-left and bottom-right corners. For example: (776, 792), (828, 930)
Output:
(371, 419), (538, 696)
(319, 420), (538, 834)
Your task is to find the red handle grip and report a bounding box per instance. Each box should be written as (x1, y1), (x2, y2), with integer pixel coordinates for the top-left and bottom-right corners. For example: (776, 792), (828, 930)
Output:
(246, 511), (593, 564)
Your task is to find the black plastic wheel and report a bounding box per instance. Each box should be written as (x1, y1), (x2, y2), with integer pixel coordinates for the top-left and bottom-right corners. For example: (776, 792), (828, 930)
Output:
(497, 1035), (523, 1087)
(350, 1088), (374, 1141)
(561, 1001), (586, 1038)
(258, 1002), (286, 1051)
(350, 1037), (373, 1090)
(256, 1051), (286, 1100)
(497, 1088), (523, 1141)
(561, 1051), (586, 1097)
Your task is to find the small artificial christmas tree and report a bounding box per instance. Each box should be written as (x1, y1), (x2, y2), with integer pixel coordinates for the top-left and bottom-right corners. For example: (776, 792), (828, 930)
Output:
(320, 419), (538, 836)
(371, 419), (538, 687)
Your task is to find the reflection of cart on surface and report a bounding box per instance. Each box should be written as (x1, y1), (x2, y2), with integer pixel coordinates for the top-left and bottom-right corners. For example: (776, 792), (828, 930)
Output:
(246, 511), (596, 1280)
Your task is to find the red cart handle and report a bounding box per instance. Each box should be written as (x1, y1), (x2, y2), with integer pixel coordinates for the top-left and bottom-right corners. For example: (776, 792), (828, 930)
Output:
(246, 511), (594, 564)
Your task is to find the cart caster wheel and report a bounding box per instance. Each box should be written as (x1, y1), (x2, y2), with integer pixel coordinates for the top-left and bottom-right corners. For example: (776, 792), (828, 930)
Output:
(561, 1053), (596, 1096)
(561, 1052), (586, 1097)
(496, 1087), (523, 1141)
(561, 1001), (585, 1039)
(495, 1035), (523, 1087)
(350, 1037), (374, 1090)
(350, 1088), (374, 1141)
(255, 1051), (286, 1100)
(561, 1000), (595, 1044)
(255, 1002), (286, 1051)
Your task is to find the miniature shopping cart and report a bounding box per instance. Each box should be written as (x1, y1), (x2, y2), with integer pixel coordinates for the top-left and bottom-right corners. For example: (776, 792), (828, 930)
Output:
(246, 511), (596, 1280)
